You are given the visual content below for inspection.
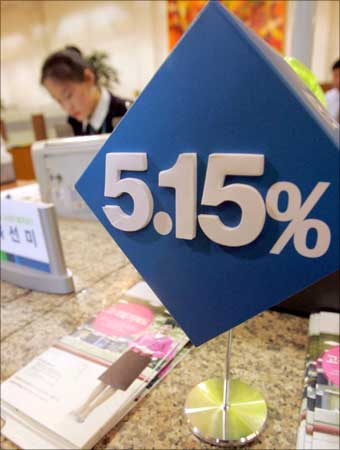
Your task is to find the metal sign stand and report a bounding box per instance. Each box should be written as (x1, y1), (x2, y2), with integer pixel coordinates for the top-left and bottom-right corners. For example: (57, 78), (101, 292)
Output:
(184, 330), (267, 446)
(1, 204), (74, 294)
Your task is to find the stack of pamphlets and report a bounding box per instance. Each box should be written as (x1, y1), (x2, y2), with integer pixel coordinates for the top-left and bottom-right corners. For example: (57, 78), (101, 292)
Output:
(296, 311), (339, 449)
(1, 282), (190, 449)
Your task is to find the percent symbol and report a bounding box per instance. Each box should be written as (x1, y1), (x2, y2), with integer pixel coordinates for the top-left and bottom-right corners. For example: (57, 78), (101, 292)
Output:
(266, 182), (331, 258)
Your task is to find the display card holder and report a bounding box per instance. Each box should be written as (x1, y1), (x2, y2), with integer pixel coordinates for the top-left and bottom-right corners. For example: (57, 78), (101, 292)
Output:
(74, 1), (339, 447)
(1, 197), (74, 294)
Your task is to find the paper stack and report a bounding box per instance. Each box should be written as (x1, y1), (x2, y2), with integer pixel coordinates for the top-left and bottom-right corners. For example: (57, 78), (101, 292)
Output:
(296, 311), (339, 449)
(1, 282), (190, 449)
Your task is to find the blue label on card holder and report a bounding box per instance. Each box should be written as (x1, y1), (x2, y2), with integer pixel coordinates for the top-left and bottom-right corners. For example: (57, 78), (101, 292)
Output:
(76, 1), (339, 345)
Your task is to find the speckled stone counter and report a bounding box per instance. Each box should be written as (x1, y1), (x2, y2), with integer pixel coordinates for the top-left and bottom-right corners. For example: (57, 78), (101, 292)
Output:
(1, 219), (308, 449)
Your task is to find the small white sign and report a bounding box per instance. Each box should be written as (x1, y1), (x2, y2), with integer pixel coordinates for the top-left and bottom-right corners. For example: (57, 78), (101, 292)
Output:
(1, 198), (50, 264)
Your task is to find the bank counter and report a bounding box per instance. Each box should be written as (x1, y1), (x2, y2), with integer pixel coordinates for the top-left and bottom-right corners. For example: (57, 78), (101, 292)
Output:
(1, 218), (308, 449)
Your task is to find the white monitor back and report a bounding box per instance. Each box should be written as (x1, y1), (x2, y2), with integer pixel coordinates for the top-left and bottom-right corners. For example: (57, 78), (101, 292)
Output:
(32, 135), (109, 220)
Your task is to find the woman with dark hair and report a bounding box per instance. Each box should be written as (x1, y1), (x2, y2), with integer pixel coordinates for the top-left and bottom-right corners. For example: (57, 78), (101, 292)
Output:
(41, 46), (128, 135)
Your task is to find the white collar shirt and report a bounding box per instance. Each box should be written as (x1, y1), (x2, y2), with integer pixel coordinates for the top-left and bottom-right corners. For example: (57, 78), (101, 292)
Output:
(83, 87), (111, 132)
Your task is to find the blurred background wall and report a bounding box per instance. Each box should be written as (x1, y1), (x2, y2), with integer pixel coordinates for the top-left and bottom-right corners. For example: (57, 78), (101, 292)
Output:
(1, 1), (167, 122)
(311, 0), (339, 82)
(1, 0), (339, 145)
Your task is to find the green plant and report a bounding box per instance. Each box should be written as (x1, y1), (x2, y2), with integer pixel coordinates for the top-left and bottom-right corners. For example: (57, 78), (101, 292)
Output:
(87, 51), (119, 88)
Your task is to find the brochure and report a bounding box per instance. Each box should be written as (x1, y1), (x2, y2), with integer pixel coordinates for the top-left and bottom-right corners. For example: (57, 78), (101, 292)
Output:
(1, 282), (190, 449)
(297, 312), (320, 450)
(312, 312), (339, 449)
(296, 311), (340, 450)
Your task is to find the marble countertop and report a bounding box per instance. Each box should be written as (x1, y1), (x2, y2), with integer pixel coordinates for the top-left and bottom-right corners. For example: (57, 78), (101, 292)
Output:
(1, 219), (309, 449)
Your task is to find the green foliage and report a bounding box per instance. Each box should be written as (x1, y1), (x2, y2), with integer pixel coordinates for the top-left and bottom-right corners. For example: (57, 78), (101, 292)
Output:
(87, 51), (119, 88)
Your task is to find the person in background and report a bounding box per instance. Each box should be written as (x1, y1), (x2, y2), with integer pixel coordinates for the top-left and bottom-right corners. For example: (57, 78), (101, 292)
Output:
(325, 59), (340, 123)
(41, 46), (128, 135)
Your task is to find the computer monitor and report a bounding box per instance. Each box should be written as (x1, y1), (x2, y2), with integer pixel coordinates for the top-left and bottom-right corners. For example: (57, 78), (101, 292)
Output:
(32, 134), (109, 220)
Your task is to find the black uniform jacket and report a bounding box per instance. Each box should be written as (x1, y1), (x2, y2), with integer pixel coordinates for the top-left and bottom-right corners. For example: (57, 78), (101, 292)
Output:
(68, 93), (128, 136)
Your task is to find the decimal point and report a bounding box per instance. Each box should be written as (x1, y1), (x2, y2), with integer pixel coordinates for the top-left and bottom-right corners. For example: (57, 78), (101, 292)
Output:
(153, 212), (173, 235)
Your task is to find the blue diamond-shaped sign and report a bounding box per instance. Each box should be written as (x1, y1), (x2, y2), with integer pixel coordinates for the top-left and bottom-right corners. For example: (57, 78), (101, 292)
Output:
(76, 1), (339, 345)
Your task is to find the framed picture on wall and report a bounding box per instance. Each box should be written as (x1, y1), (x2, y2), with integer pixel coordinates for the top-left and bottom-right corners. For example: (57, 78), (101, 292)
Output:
(168, 0), (286, 53)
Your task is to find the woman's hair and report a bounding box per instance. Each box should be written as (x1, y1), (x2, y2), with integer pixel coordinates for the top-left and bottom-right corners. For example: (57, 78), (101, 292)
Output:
(332, 59), (340, 71)
(40, 46), (97, 84)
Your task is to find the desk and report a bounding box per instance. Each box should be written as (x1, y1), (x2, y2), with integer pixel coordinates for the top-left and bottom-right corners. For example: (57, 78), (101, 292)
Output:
(0, 219), (308, 449)
(0, 179), (35, 191)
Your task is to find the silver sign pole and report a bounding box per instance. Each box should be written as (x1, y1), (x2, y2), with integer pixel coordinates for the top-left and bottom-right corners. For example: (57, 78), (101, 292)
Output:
(184, 329), (267, 446)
